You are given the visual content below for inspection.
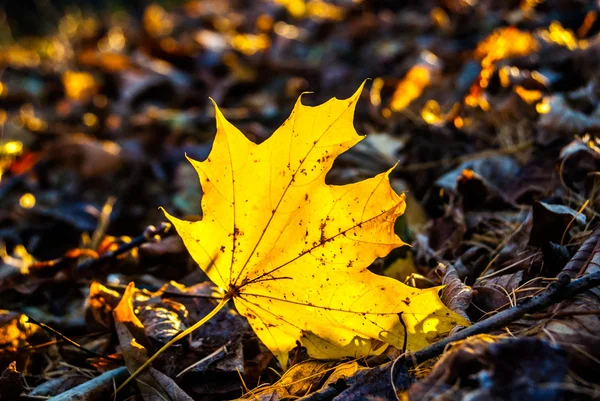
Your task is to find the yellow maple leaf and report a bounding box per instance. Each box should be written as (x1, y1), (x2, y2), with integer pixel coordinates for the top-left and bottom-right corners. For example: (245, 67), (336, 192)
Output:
(161, 82), (468, 367)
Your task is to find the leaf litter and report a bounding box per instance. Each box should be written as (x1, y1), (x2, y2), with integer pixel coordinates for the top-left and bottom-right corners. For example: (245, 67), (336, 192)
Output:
(1, 1), (600, 400)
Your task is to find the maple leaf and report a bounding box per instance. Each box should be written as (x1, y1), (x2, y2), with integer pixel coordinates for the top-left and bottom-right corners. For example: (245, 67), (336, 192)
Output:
(162, 82), (468, 366)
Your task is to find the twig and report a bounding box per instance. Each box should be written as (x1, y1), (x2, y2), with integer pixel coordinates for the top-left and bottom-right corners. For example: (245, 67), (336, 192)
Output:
(390, 312), (408, 401)
(177, 345), (229, 377)
(406, 271), (600, 367)
(26, 317), (121, 361)
(77, 222), (171, 275)
(47, 367), (128, 401)
(297, 385), (341, 401)
(101, 282), (222, 300)
(398, 312), (408, 355)
(20, 331), (108, 353)
(398, 226), (600, 370)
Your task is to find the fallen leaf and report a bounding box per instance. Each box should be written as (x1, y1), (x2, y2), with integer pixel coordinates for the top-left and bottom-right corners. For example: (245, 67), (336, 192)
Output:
(538, 95), (600, 136)
(237, 360), (338, 400)
(389, 51), (442, 112)
(113, 283), (153, 354)
(557, 135), (600, 196)
(407, 336), (570, 401)
(439, 264), (473, 321)
(87, 282), (121, 328)
(414, 208), (466, 264)
(431, 156), (520, 205)
(114, 283), (193, 401)
(456, 169), (515, 211)
(529, 201), (586, 246)
(164, 83), (468, 367)
(470, 272), (526, 319)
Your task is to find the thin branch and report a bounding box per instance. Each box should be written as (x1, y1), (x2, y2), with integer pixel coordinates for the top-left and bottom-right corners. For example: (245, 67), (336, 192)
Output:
(26, 317), (121, 361)
(404, 270), (600, 369)
(77, 223), (171, 276)
(49, 367), (128, 401)
(392, 226), (600, 373)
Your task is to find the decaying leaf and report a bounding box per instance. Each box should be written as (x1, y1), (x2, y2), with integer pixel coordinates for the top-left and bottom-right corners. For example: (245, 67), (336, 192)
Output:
(237, 360), (339, 400)
(407, 336), (570, 401)
(439, 264), (473, 321)
(164, 83), (468, 366)
(114, 283), (193, 401)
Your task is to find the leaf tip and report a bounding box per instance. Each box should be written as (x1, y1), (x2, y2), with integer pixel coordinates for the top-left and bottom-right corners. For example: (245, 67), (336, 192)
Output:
(183, 152), (201, 165)
(159, 207), (179, 225)
(296, 91), (315, 107)
(349, 80), (368, 103)
(208, 97), (228, 128)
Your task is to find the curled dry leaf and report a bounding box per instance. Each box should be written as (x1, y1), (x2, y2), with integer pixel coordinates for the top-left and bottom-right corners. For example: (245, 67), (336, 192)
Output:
(237, 360), (339, 400)
(87, 282), (121, 328)
(456, 168), (515, 211)
(439, 264), (473, 321)
(113, 283), (153, 353)
(88, 280), (245, 357)
(165, 83), (468, 366)
(557, 135), (600, 196)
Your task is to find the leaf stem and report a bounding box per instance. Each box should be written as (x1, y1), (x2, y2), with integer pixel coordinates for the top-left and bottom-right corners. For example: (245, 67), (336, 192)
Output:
(115, 295), (231, 394)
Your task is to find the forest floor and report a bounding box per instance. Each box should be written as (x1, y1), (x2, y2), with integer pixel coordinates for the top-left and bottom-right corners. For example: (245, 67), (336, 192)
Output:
(1, 1), (600, 400)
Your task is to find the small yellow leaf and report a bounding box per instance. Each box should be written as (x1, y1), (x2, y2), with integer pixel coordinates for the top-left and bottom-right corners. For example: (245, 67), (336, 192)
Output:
(165, 83), (468, 367)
